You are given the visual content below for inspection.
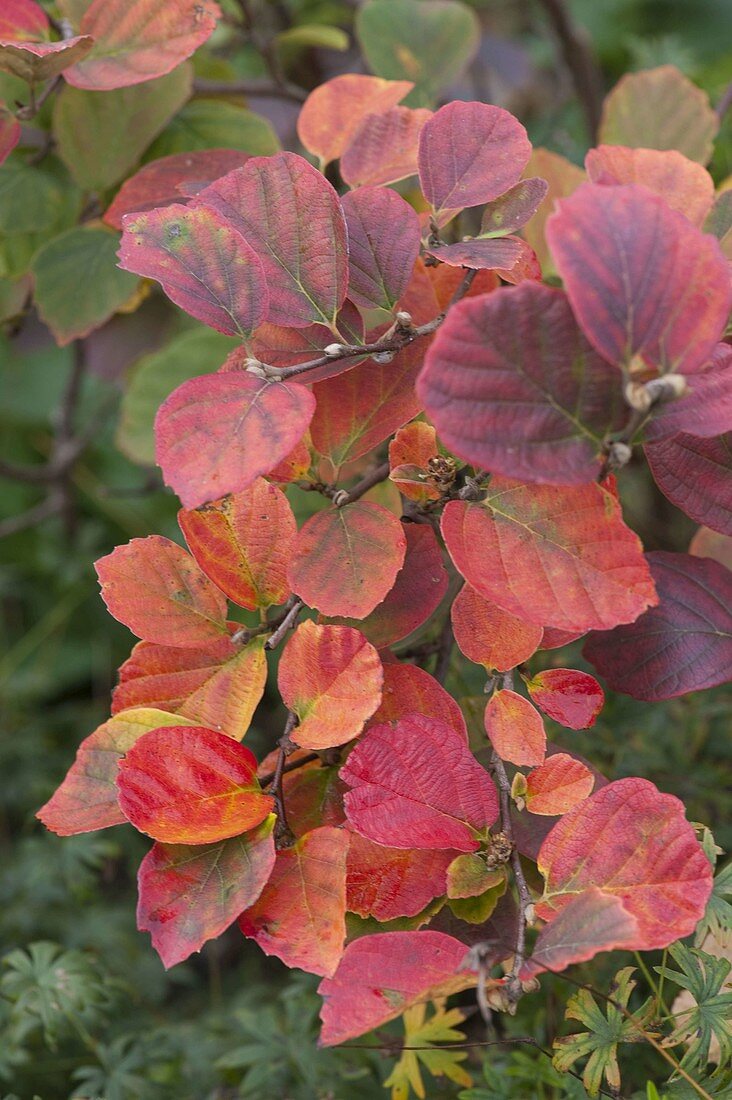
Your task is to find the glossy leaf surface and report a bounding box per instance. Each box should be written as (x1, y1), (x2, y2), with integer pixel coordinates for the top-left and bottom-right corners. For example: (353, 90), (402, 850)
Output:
(441, 479), (657, 632)
(451, 584), (543, 672)
(137, 815), (275, 968)
(418, 282), (625, 483)
(155, 370), (315, 509)
(112, 635), (267, 739)
(525, 754), (595, 816)
(95, 535), (228, 647)
(238, 826), (348, 977)
(526, 669), (604, 729)
(584, 552), (732, 700)
(37, 709), (195, 836)
(484, 690), (546, 767)
(288, 502), (406, 619)
(278, 621), (383, 749)
(65, 0), (220, 90)
(319, 931), (474, 1045)
(646, 432), (732, 535)
(340, 187), (420, 311)
(179, 479), (295, 611)
(537, 777), (713, 947)
(418, 100), (530, 219)
(119, 203), (267, 338)
(296, 74), (411, 165)
(196, 152), (348, 327)
(117, 725), (273, 843)
(340, 106), (431, 188)
(547, 182), (730, 376)
(341, 714), (498, 851)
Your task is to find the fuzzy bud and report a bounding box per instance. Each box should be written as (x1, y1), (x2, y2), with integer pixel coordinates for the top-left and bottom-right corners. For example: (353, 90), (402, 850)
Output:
(324, 343), (344, 357)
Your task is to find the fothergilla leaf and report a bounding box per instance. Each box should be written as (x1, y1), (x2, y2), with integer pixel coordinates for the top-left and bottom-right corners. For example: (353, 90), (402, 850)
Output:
(525, 669), (604, 729)
(520, 888), (639, 980)
(346, 833), (455, 921)
(646, 432), (732, 535)
(585, 145), (714, 226)
(0, 36), (94, 83)
(484, 689), (546, 767)
(340, 105), (431, 188)
(525, 753), (595, 816)
(369, 662), (467, 740)
(451, 584), (543, 672)
(479, 177), (549, 236)
(340, 186), (420, 311)
(296, 73), (412, 166)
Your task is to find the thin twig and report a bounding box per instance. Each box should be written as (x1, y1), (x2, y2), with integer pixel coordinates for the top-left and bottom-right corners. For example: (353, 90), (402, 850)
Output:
(535, 0), (604, 140)
(716, 79), (732, 122)
(271, 711), (297, 847)
(259, 751), (319, 789)
(433, 612), (455, 685)
(192, 77), (306, 103)
(0, 496), (61, 540)
(332, 461), (390, 507)
(264, 598), (304, 649)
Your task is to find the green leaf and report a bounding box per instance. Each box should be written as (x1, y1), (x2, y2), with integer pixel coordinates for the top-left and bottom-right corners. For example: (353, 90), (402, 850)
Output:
(144, 98), (280, 161)
(356, 0), (480, 107)
(656, 942), (732, 1073)
(695, 860), (732, 948)
(54, 65), (192, 191)
(384, 1000), (472, 1100)
(32, 224), (140, 345)
(117, 327), (239, 465)
(552, 968), (653, 1098)
(0, 157), (83, 279)
(276, 24), (349, 52)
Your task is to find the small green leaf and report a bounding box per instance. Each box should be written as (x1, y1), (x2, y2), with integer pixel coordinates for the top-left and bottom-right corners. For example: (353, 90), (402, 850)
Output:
(656, 942), (732, 1073)
(694, 860), (732, 948)
(32, 224), (140, 345)
(144, 99), (280, 161)
(276, 25), (349, 52)
(356, 0), (479, 107)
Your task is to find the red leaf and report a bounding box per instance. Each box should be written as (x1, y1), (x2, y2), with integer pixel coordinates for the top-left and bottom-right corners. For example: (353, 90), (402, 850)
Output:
(116, 725), (273, 843)
(418, 101), (530, 222)
(64, 0), (220, 90)
(536, 777), (713, 948)
(318, 931), (474, 1045)
(112, 634), (267, 739)
(341, 105), (431, 189)
(369, 662), (467, 740)
(484, 690), (546, 767)
(546, 182), (731, 376)
(288, 502), (406, 619)
(239, 826), (349, 977)
(526, 669), (604, 729)
(346, 832), (455, 920)
(297, 74), (412, 166)
(178, 479), (295, 611)
(585, 145), (714, 226)
(0, 102), (20, 165)
(37, 709), (196, 836)
(332, 525), (448, 649)
(0, 0), (49, 41)
(341, 714), (498, 852)
(388, 421), (441, 503)
(441, 479), (657, 632)
(480, 178), (549, 235)
(520, 888), (639, 980)
(646, 432), (732, 535)
(540, 626), (585, 651)
(340, 187), (420, 311)
(95, 535), (228, 647)
(278, 621), (383, 750)
(452, 585), (543, 672)
(584, 551), (732, 700)
(644, 344), (732, 442)
(525, 753), (595, 816)
(0, 35), (94, 82)
(155, 370), (315, 509)
(104, 150), (251, 229)
(522, 147), (586, 278)
(137, 815), (275, 968)
(418, 283), (626, 484)
(118, 203), (267, 338)
(424, 236), (528, 273)
(196, 152), (348, 327)
(310, 340), (424, 467)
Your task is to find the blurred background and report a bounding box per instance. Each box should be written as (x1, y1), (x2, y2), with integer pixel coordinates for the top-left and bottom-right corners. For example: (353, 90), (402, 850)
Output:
(1, 1), (730, 1097)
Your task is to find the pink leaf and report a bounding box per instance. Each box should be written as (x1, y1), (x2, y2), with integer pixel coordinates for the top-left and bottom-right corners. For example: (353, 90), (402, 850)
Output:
(340, 187), (420, 311)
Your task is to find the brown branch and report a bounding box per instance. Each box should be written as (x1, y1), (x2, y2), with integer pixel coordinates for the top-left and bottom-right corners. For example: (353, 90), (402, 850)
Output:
(270, 711), (297, 847)
(535, 0), (604, 140)
(716, 79), (732, 122)
(192, 77), (306, 103)
(332, 461), (390, 507)
(264, 597), (304, 649)
(433, 612), (455, 685)
(265, 270), (477, 382)
(259, 751), (319, 789)
(0, 496), (61, 540)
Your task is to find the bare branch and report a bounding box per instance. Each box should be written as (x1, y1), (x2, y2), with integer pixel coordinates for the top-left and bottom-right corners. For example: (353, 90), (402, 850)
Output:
(536, 0), (604, 140)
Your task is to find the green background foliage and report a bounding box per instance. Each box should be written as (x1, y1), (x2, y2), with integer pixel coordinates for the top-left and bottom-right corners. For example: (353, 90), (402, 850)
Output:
(1, 0), (730, 1097)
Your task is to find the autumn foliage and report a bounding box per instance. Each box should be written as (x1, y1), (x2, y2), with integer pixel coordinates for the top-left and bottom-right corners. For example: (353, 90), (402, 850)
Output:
(5, 0), (730, 1088)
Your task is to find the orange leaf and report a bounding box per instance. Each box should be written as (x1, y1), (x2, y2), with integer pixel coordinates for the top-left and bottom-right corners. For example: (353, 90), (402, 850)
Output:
(341, 105), (431, 189)
(586, 145), (714, 226)
(388, 421), (441, 503)
(179, 479), (295, 611)
(297, 74), (412, 166)
(279, 621), (383, 750)
(239, 826), (349, 977)
(526, 669), (604, 729)
(484, 690), (546, 767)
(116, 725), (273, 843)
(95, 535), (228, 647)
(452, 585), (542, 672)
(525, 753), (595, 816)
